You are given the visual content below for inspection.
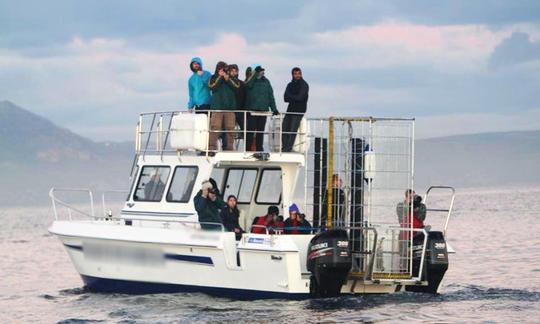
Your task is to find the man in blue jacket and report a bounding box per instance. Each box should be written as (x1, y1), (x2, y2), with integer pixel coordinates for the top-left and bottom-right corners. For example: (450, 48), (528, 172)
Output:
(187, 57), (212, 112)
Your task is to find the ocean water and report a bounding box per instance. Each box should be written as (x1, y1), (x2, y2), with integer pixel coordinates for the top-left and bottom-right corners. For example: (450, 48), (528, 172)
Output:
(1, 186), (539, 323)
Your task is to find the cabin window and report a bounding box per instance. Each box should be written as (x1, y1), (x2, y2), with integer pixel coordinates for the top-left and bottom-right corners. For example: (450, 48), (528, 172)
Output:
(133, 166), (171, 202)
(256, 169), (282, 204)
(166, 166), (199, 203)
(223, 169), (258, 204)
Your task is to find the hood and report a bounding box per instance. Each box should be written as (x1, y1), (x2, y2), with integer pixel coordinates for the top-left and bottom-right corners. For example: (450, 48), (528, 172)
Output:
(190, 57), (203, 72)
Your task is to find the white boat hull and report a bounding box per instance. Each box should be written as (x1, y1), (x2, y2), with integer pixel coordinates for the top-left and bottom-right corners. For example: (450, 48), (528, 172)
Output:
(50, 220), (401, 298)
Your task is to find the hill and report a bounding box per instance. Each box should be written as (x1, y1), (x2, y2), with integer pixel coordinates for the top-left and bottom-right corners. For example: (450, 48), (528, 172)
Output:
(0, 100), (539, 206)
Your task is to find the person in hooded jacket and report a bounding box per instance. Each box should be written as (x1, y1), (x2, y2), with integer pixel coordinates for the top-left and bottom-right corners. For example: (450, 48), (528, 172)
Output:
(244, 65), (278, 152)
(220, 195), (244, 240)
(282, 67), (309, 152)
(194, 180), (226, 230)
(208, 61), (240, 153)
(187, 57), (212, 112)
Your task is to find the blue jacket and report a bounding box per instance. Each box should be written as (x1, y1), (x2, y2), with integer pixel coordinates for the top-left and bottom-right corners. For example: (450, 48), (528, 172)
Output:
(187, 57), (212, 109)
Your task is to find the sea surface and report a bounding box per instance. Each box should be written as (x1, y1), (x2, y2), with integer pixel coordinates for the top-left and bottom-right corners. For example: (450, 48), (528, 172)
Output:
(1, 186), (539, 323)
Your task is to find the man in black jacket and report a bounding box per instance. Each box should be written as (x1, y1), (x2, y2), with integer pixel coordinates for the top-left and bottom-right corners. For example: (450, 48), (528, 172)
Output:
(282, 67), (309, 152)
(229, 64), (247, 140)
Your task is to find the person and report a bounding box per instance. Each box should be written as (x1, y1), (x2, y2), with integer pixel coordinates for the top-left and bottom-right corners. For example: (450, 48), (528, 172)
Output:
(220, 195), (244, 240)
(228, 64), (247, 140)
(396, 189), (427, 271)
(396, 189), (426, 238)
(284, 203), (301, 234)
(187, 57), (212, 112)
(144, 172), (166, 201)
(298, 213), (312, 234)
(321, 174), (346, 228)
(208, 62), (240, 153)
(194, 180), (226, 230)
(245, 65), (278, 152)
(282, 67), (309, 152)
(251, 205), (281, 234)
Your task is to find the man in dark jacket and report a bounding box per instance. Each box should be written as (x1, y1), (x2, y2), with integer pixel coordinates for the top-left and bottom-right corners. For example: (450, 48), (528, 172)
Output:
(228, 64), (247, 140)
(194, 181), (226, 230)
(208, 62), (240, 153)
(282, 67), (309, 152)
(245, 65), (278, 152)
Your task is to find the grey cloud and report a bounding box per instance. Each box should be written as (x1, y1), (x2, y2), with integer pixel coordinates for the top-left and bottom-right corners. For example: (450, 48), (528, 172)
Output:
(489, 32), (540, 69)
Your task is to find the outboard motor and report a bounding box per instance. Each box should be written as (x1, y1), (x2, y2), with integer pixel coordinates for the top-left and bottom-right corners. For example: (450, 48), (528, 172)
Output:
(307, 229), (352, 297)
(406, 231), (449, 294)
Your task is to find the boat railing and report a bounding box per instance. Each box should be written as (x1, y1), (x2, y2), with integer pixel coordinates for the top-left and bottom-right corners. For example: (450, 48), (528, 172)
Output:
(135, 110), (308, 157)
(49, 188), (96, 220)
(343, 225), (428, 282)
(424, 186), (455, 238)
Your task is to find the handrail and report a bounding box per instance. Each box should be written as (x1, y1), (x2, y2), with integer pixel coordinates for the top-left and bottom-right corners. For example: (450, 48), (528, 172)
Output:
(49, 188), (95, 220)
(424, 185), (456, 238)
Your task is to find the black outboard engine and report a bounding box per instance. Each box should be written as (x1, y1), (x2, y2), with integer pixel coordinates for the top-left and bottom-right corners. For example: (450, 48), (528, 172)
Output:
(406, 231), (449, 293)
(307, 229), (352, 297)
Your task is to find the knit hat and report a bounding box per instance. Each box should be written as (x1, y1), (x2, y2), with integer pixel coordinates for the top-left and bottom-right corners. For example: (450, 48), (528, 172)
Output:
(201, 180), (213, 191)
(289, 203), (299, 213)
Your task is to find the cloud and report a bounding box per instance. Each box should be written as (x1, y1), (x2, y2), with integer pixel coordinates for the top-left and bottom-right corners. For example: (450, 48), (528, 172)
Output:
(489, 31), (540, 69)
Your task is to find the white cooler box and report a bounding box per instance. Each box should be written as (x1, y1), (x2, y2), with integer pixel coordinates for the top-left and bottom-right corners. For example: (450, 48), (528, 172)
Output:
(170, 113), (209, 151)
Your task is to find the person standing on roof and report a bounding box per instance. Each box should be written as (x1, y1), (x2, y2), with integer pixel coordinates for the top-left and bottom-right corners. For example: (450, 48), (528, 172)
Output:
(208, 61), (240, 153)
(187, 57), (212, 113)
(282, 67), (309, 152)
(228, 64), (247, 140)
(245, 65), (278, 152)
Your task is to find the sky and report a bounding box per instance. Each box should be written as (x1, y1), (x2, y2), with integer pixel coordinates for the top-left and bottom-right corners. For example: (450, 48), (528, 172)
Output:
(1, 0), (540, 140)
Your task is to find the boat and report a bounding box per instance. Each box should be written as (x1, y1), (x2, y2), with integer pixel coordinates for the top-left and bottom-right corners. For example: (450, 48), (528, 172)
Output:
(48, 110), (456, 299)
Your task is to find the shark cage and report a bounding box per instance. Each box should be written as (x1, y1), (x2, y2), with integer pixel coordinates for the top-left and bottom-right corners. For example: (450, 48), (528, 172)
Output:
(303, 117), (424, 284)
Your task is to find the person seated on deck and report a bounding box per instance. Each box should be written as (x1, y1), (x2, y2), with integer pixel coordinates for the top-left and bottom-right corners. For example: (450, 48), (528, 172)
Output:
(284, 203), (301, 234)
(298, 213), (313, 234)
(220, 195), (245, 240)
(194, 180), (226, 231)
(251, 205), (281, 234)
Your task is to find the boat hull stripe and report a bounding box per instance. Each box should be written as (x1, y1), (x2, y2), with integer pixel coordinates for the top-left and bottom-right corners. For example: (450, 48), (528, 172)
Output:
(80, 275), (309, 299)
(164, 253), (213, 265)
(64, 243), (83, 251)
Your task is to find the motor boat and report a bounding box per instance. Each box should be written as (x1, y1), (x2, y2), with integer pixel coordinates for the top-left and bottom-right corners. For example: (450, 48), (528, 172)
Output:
(49, 111), (455, 299)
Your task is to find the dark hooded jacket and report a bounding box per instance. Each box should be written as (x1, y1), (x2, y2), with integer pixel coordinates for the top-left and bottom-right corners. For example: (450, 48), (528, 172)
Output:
(194, 190), (226, 230)
(245, 73), (278, 113)
(284, 75), (309, 113)
(208, 62), (240, 110)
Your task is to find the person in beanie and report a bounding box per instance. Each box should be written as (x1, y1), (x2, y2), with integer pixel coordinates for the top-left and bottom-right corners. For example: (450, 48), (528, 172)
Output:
(245, 65), (278, 152)
(282, 67), (309, 152)
(284, 203), (301, 234)
(228, 64), (247, 139)
(208, 61), (240, 153)
(187, 57), (212, 112)
(194, 180), (226, 230)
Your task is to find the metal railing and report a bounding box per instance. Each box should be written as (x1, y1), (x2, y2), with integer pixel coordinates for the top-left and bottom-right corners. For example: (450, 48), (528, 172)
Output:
(49, 188), (95, 220)
(424, 186), (455, 237)
(135, 110), (308, 157)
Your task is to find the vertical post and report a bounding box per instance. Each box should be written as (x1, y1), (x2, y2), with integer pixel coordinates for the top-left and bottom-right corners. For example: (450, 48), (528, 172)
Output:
(327, 117), (334, 229)
(243, 111), (247, 152)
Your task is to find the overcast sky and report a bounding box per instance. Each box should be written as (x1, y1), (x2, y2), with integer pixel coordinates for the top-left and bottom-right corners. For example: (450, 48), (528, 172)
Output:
(1, 0), (540, 140)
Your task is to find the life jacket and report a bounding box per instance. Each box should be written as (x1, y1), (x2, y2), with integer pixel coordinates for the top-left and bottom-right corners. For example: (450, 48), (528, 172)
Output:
(251, 216), (268, 234)
(399, 210), (424, 240)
